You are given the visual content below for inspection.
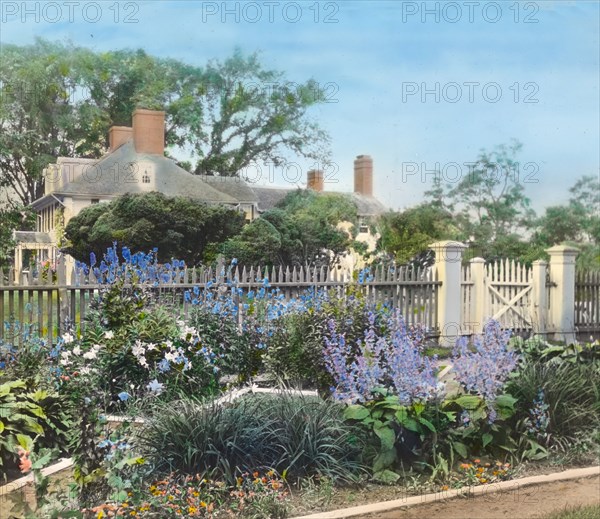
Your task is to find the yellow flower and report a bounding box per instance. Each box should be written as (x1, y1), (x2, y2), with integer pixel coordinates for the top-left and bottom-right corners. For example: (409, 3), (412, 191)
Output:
(200, 501), (207, 508)
(192, 491), (200, 497)
(188, 507), (198, 514)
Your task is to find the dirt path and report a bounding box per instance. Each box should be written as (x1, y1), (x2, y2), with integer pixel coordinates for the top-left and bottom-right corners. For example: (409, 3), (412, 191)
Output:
(369, 476), (600, 519)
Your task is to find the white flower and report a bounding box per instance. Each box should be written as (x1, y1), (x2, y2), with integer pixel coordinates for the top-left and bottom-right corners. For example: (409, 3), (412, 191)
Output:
(60, 358), (71, 366)
(83, 351), (97, 360)
(62, 332), (74, 344)
(72, 346), (82, 356)
(138, 356), (148, 368)
(164, 351), (177, 362)
(80, 366), (92, 375)
(104, 330), (114, 339)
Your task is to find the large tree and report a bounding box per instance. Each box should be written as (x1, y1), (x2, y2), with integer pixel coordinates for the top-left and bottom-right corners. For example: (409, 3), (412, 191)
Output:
(63, 192), (245, 265)
(424, 141), (536, 260)
(532, 175), (600, 269)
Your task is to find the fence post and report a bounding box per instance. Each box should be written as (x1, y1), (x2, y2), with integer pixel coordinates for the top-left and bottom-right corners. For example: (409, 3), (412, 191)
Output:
(430, 240), (466, 347)
(546, 245), (579, 343)
(57, 255), (69, 336)
(469, 258), (486, 335)
(530, 259), (547, 336)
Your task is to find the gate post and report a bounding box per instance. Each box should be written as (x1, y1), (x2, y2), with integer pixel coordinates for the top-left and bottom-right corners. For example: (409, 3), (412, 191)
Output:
(469, 257), (486, 335)
(430, 241), (467, 347)
(530, 259), (547, 336)
(546, 245), (578, 343)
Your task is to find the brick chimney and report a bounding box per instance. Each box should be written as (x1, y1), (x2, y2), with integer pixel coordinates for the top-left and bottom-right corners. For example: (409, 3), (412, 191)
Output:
(108, 126), (133, 152)
(354, 155), (373, 196)
(132, 109), (165, 155)
(307, 169), (324, 192)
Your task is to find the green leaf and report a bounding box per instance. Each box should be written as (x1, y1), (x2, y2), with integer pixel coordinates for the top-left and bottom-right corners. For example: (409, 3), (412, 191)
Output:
(413, 402), (425, 416)
(31, 451), (53, 470)
(455, 395), (483, 410)
(373, 469), (400, 484)
(0, 420), (4, 433)
(373, 448), (396, 473)
(394, 408), (408, 423)
(16, 434), (34, 451)
(418, 417), (436, 433)
(344, 405), (370, 421)
(403, 417), (420, 432)
(495, 394), (517, 409)
(374, 425), (396, 450)
(482, 433), (493, 448)
(452, 441), (468, 458)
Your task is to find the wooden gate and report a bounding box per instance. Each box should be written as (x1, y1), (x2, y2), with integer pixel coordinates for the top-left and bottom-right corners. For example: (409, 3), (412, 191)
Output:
(485, 260), (534, 332)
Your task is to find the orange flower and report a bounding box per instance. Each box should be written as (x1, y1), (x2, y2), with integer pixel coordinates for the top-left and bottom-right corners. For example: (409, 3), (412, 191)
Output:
(473, 459), (481, 464)
(17, 449), (32, 473)
(253, 471), (259, 478)
(460, 463), (470, 470)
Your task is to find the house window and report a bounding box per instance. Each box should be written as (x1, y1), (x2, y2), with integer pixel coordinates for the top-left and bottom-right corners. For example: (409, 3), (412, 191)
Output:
(91, 199), (100, 204)
(358, 217), (369, 233)
(142, 170), (150, 184)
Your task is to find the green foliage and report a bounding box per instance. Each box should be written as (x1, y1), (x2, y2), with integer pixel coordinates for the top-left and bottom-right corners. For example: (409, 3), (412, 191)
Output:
(341, 388), (533, 481)
(511, 336), (600, 366)
(0, 206), (34, 269)
(222, 190), (359, 267)
(0, 380), (70, 469)
(506, 362), (600, 445)
(137, 394), (365, 484)
(64, 192), (245, 264)
(377, 203), (459, 264)
(264, 293), (380, 392)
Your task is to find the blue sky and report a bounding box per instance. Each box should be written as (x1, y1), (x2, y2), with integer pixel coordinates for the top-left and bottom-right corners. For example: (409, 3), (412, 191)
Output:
(1, 0), (598, 212)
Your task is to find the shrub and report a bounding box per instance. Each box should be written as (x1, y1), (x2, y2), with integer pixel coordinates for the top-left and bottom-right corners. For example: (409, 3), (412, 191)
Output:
(136, 393), (365, 484)
(0, 380), (70, 470)
(506, 361), (600, 445)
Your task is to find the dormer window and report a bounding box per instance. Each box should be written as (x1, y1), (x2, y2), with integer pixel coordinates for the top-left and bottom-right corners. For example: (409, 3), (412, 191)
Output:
(142, 170), (150, 184)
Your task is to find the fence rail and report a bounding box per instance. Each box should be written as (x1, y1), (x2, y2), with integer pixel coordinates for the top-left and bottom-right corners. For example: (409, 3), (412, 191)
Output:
(0, 260), (440, 344)
(1, 243), (598, 346)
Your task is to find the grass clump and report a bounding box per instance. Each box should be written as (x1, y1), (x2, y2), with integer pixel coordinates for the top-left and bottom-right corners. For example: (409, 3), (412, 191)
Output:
(136, 392), (366, 485)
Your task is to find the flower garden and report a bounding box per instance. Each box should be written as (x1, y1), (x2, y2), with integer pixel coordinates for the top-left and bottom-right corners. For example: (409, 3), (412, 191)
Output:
(1, 245), (599, 519)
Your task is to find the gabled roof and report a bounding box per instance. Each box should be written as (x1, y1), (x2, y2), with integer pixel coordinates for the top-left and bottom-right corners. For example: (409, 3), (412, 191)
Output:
(250, 186), (387, 217)
(251, 186), (294, 213)
(51, 141), (237, 204)
(348, 193), (388, 217)
(203, 175), (259, 203)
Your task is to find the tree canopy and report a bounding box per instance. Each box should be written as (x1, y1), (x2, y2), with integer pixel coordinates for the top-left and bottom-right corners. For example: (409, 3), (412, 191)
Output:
(221, 189), (359, 267)
(63, 192), (245, 265)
